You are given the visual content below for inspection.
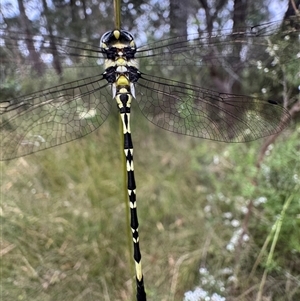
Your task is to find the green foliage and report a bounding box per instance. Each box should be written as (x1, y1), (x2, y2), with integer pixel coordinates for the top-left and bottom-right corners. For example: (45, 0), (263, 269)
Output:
(257, 130), (300, 270)
(184, 128), (300, 301)
(0, 80), (21, 101)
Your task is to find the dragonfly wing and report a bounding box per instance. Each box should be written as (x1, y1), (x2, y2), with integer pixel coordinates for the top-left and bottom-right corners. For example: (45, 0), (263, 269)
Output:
(136, 17), (300, 67)
(0, 75), (111, 160)
(0, 30), (103, 76)
(135, 74), (291, 142)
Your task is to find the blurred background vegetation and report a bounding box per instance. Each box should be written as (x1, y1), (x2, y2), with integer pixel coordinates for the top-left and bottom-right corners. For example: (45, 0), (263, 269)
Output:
(0, 0), (300, 300)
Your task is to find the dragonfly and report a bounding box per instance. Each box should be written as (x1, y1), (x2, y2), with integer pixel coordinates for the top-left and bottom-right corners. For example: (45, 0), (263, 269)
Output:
(1, 12), (298, 301)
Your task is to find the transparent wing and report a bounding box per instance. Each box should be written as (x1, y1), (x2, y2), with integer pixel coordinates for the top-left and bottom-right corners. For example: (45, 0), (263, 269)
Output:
(136, 18), (300, 67)
(135, 73), (291, 142)
(0, 30), (104, 77)
(0, 75), (112, 160)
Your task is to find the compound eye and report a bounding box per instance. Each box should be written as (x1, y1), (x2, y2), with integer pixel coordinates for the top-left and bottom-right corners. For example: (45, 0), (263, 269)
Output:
(100, 31), (114, 44)
(120, 30), (134, 42)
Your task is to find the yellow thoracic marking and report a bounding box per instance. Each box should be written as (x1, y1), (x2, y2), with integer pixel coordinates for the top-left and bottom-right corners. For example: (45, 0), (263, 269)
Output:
(117, 75), (129, 86)
(125, 58), (139, 69)
(104, 59), (116, 69)
(119, 87), (127, 93)
(116, 58), (126, 65)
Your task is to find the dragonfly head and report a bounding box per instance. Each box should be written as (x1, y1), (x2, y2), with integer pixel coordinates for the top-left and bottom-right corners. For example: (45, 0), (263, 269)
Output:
(100, 29), (136, 51)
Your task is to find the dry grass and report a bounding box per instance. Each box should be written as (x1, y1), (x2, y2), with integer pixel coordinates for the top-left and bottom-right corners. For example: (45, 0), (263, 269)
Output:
(1, 109), (300, 301)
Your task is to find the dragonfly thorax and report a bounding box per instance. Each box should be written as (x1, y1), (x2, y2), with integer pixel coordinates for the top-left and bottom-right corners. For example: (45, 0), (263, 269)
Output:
(101, 30), (140, 100)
